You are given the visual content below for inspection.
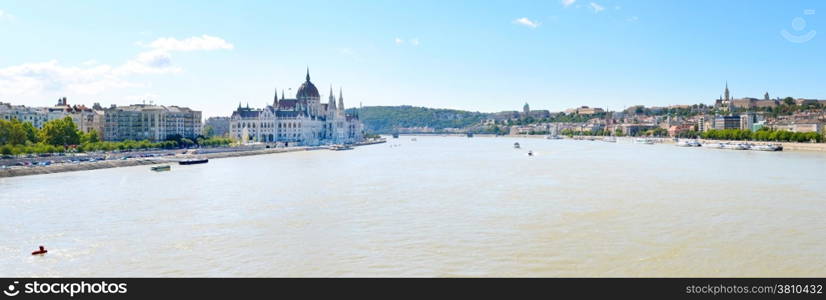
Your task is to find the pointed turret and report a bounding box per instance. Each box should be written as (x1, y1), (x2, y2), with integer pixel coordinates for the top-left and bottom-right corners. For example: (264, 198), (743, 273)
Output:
(328, 85), (337, 111)
(724, 81), (730, 101)
(273, 87), (279, 107)
(338, 87), (345, 111)
(306, 67), (311, 82)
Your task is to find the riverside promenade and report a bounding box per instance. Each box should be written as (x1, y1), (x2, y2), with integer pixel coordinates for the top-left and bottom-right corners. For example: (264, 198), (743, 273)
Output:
(0, 139), (386, 178)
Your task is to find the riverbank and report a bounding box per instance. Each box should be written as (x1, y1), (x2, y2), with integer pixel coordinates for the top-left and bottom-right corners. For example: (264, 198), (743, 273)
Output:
(396, 133), (826, 152)
(0, 139), (386, 178)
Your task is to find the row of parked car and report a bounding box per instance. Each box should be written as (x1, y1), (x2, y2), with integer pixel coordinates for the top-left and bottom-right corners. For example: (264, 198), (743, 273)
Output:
(1, 151), (179, 169)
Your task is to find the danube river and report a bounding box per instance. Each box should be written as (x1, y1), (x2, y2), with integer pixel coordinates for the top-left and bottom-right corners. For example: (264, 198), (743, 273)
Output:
(2, 136), (826, 277)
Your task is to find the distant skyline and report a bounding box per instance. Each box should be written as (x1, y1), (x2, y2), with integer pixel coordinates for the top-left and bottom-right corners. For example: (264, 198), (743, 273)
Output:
(1, 0), (824, 117)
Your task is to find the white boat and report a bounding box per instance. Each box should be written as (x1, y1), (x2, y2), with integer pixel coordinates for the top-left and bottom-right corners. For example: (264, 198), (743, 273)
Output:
(514, 142), (521, 149)
(329, 144), (354, 151)
(634, 138), (655, 145)
(722, 143), (750, 150)
(705, 142), (724, 149)
(676, 139), (702, 147)
(751, 144), (783, 151)
(602, 137), (617, 143)
(545, 135), (562, 140)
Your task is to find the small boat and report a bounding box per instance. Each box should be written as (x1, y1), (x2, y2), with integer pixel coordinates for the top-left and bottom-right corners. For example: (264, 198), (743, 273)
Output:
(602, 137), (617, 143)
(410, 138), (417, 142)
(527, 150), (533, 156)
(634, 138), (655, 145)
(392, 133), (399, 139)
(151, 165), (171, 172)
(545, 135), (562, 140)
(705, 142), (725, 149)
(31, 246), (47, 255)
(179, 158), (209, 165)
(676, 139), (700, 147)
(329, 144), (354, 151)
(722, 143), (750, 150)
(467, 132), (474, 138)
(751, 144), (783, 152)
(514, 142), (521, 149)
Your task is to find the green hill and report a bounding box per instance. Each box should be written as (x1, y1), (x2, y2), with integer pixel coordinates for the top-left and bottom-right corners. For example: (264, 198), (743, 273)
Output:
(346, 106), (490, 133)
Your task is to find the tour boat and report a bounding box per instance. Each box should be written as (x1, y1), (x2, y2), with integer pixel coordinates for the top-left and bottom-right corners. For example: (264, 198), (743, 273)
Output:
(514, 142), (521, 149)
(676, 139), (701, 147)
(329, 144), (354, 151)
(751, 144), (783, 152)
(179, 158), (209, 165)
(545, 135), (562, 140)
(602, 137), (617, 143)
(151, 165), (171, 172)
(634, 138), (655, 145)
(705, 142), (724, 149)
(722, 143), (750, 150)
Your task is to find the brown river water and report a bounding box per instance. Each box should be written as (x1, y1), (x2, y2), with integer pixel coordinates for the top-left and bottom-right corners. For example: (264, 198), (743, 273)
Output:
(2, 136), (825, 276)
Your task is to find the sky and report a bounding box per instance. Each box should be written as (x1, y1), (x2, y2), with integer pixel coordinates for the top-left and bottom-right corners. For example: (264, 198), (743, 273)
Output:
(0, 0), (824, 117)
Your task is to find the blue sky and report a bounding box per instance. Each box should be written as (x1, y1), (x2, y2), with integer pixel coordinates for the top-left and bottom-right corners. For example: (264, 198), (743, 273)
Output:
(1, 0), (824, 117)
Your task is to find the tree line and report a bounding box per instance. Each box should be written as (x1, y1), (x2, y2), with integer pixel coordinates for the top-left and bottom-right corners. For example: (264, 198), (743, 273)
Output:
(0, 117), (232, 156)
(700, 128), (822, 143)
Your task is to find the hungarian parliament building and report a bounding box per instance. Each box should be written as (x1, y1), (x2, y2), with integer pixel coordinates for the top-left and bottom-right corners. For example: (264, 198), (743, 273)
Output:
(229, 70), (364, 146)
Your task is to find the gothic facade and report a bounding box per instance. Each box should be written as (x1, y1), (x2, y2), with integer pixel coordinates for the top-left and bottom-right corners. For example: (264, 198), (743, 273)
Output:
(229, 70), (363, 146)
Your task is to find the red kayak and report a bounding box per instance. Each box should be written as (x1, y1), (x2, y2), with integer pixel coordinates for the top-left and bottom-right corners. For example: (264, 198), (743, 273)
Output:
(31, 246), (47, 255)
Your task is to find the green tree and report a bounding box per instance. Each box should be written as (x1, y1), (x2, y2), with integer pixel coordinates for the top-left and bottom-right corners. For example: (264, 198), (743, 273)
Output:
(38, 116), (81, 146)
(203, 125), (216, 137)
(80, 129), (101, 144)
(0, 119), (29, 145)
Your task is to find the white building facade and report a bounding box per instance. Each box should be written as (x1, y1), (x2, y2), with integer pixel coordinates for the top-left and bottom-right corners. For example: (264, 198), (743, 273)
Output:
(230, 70), (364, 146)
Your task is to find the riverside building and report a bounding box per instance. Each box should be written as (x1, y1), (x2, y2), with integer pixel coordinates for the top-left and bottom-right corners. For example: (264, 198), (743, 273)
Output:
(229, 70), (364, 145)
(103, 104), (202, 142)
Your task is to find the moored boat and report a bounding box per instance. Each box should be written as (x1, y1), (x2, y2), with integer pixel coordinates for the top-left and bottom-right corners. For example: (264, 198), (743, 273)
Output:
(151, 165), (171, 172)
(514, 142), (521, 149)
(329, 144), (354, 151)
(634, 138), (655, 145)
(179, 158), (209, 165)
(722, 143), (750, 150)
(676, 139), (702, 147)
(751, 144), (783, 151)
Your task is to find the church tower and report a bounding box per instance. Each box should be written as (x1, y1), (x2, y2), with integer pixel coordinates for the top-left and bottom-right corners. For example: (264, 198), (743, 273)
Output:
(523, 102), (530, 115)
(724, 81), (730, 102)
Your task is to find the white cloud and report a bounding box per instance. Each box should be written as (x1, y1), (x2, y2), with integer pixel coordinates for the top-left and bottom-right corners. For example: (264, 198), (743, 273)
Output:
(394, 37), (404, 45)
(561, 0), (576, 7)
(0, 9), (15, 22)
(0, 60), (139, 96)
(513, 17), (540, 28)
(590, 2), (605, 13)
(409, 38), (420, 46)
(0, 35), (232, 97)
(627, 16), (639, 22)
